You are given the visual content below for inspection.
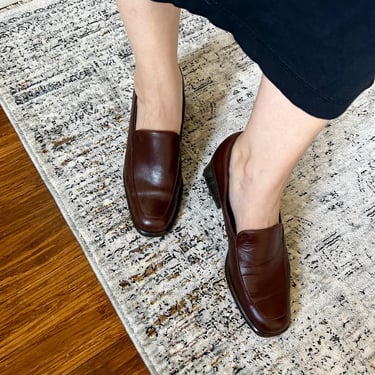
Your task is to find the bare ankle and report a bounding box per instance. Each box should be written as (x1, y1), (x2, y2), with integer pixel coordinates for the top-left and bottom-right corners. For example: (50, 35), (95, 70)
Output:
(133, 66), (183, 133)
(229, 136), (282, 231)
(134, 64), (181, 95)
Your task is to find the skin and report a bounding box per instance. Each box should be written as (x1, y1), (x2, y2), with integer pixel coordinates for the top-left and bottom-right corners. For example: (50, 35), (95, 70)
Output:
(118, 0), (329, 232)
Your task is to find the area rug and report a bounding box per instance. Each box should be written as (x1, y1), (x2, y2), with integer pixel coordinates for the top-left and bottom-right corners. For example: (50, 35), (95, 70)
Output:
(1, 0), (374, 373)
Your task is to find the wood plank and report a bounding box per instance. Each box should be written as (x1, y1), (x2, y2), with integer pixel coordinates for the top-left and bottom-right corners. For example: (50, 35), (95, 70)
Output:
(0, 106), (149, 374)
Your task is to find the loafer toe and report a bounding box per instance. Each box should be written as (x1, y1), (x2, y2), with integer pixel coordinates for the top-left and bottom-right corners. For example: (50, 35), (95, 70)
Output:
(228, 227), (290, 336)
(133, 189), (180, 235)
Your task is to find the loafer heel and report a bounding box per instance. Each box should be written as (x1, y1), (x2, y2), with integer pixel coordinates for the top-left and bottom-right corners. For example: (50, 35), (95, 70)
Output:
(203, 162), (221, 209)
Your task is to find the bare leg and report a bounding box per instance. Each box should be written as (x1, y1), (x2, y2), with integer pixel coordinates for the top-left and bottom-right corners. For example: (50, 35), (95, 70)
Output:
(229, 75), (328, 232)
(117, 0), (182, 133)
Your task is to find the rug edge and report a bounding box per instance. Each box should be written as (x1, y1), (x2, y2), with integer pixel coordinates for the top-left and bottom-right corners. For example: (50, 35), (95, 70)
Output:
(0, 96), (158, 375)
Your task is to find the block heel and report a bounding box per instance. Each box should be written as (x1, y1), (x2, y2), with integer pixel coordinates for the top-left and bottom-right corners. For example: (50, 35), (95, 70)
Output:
(203, 161), (221, 209)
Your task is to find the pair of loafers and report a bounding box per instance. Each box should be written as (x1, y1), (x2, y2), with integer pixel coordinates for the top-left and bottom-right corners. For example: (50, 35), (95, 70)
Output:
(123, 90), (290, 336)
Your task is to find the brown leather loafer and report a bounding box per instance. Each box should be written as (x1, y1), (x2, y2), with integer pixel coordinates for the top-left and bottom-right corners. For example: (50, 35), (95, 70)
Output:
(203, 132), (290, 336)
(123, 91), (184, 236)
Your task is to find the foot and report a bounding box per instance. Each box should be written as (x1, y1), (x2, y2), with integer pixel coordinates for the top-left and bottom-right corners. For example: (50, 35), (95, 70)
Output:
(123, 89), (183, 236)
(203, 132), (290, 336)
(134, 65), (183, 134)
(228, 133), (283, 233)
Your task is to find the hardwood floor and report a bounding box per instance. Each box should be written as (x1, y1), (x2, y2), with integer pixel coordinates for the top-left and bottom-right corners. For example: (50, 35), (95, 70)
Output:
(0, 107), (149, 374)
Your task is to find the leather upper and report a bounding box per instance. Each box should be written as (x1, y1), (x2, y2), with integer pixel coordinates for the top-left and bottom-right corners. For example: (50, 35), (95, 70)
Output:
(124, 92), (182, 235)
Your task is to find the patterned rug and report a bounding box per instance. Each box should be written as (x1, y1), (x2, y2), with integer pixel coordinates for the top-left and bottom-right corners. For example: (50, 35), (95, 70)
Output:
(1, 0), (374, 373)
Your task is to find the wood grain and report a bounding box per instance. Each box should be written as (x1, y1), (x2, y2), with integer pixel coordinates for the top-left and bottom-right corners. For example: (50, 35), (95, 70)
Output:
(0, 106), (149, 374)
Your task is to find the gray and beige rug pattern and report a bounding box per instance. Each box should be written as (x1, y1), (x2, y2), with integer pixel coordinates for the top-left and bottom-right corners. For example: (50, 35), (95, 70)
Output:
(1, 0), (374, 373)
